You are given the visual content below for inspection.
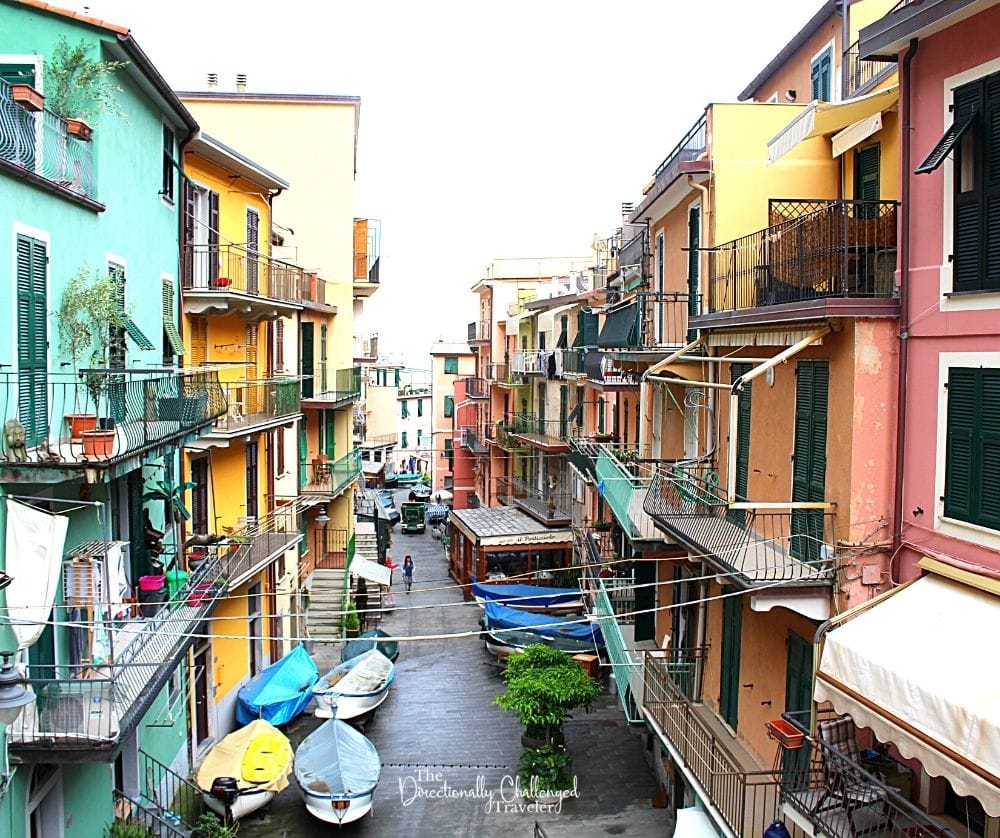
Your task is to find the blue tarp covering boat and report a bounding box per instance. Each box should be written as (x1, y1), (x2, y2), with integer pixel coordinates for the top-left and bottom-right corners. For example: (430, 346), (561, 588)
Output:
(341, 628), (400, 663)
(295, 719), (381, 824)
(483, 601), (604, 646)
(237, 643), (319, 726)
(472, 582), (583, 611)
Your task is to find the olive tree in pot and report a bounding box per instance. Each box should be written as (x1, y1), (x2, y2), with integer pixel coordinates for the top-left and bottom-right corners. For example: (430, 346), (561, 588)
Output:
(44, 35), (128, 141)
(494, 644), (599, 797)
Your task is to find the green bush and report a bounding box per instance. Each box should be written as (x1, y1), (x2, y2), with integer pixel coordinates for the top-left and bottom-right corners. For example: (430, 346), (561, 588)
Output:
(106, 821), (152, 838)
(518, 744), (574, 794)
(343, 600), (361, 633)
(193, 812), (238, 838)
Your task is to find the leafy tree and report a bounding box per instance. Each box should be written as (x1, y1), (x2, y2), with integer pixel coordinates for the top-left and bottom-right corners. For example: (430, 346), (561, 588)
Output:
(44, 36), (127, 123)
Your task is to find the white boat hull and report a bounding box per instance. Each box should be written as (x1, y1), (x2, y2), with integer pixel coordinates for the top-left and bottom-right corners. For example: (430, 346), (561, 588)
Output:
(313, 685), (390, 720)
(201, 787), (275, 821)
(302, 789), (373, 825)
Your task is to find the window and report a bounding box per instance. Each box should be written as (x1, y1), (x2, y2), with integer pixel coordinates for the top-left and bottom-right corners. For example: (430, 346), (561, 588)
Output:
(810, 46), (833, 101)
(401, 400), (409, 419)
(275, 319), (284, 370)
(444, 396), (454, 417)
(944, 367), (1000, 529)
(275, 428), (285, 475)
(401, 431), (408, 449)
(417, 399), (424, 417)
(557, 316), (568, 349)
(444, 438), (453, 470)
(539, 332), (546, 351)
(444, 356), (459, 374)
(162, 124), (175, 202)
(16, 234), (48, 447)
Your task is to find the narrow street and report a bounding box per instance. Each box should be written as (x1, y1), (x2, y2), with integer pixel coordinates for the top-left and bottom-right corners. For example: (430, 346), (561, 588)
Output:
(238, 489), (671, 837)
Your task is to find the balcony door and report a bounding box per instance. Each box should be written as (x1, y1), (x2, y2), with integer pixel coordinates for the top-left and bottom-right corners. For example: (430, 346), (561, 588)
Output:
(719, 593), (742, 730)
(791, 361), (829, 564)
(191, 458), (209, 535)
(783, 631), (814, 782)
(185, 184), (213, 287)
(246, 208), (260, 294)
(246, 441), (259, 521)
(16, 234), (48, 448)
(301, 323), (314, 398)
(728, 364), (752, 527)
(192, 643), (212, 750)
(687, 203), (701, 340)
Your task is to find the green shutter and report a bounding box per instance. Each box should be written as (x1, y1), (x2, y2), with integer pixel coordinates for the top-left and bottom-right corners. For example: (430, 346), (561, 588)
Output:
(557, 316), (568, 349)
(162, 279), (186, 355)
(791, 361), (829, 563)
(401, 400), (408, 418)
(444, 357), (458, 374)
(324, 410), (335, 459)
(301, 323), (314, 398)
(16, 235), (48, 447)
(417, 399), (423, 417)
(597, 397), (605, 433)
(811, 49), (831, 100)
(728, 363), (752, 527)
(855, 144), (881, 219)
(559, 385), (568, 439)
(319, 324), (328, 392)
(444, 396), (454, 417)
(984, 74), (1000, 288)
(575, 385), (584, 427)
(394, 368), (400, 387)
(688, 205), (701, 338)
(719, 594), (742, 730)
(0, 63), (36, 87)
(128, 471), (147, 581)
(945, 368), (1000, 528)
(401, 431), (408, 449)
(782, 631), (814, 779)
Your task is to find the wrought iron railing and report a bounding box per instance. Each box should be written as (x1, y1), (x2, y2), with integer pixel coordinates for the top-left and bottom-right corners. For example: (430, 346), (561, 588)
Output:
(485, 362), (508, 382)
(301, 448), (362, 496)
(0, 370), (226, 467)
(220, 503), (303, 589)
(643, 464), (837, 585)
(112, 790), (190, 838)
(652, 113), (708, 187)
(137, 749), (203, 833)
(212, 378), (300, 431)
(300, 272), (327, 305)
(619, 229), (648, 287)
(182, 243), (303, 303)
(636, 291), (699, 347)
(596, 445), (680, 539)
(305, 366), (361, 404)
(496, 475), (572, 520)
(707, 200), (897, 313)
(504, 412), (574, 444)
(459, 426), (488, 454)
(0, 79), (96, 200)
(844, 39), (897, 97)
(462, 377), (489, 398)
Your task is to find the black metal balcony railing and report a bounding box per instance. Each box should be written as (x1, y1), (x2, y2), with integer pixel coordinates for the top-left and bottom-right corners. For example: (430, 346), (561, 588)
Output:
(0, 79), (96, 201)
(618, 229), (648, 287)
(300, 273), (328, 306)
(485, 362), (506, 382)
(182, 243), (303, 304)
(212, 378), (300, 432)
(636, 291), (699, 347)
(113, 790), (189, 838)
(495, 476), (572, 521)
(560, 349), (586, 375)
(301, 448), (362, 496)
(643, 464), (837, 586)
(459, 426), (489, 454)
(707, 200), (898, 314)
(304, 366), (361, 404)
(462, 377), (488, 399)
(0, 370), (226, 468)
(136, 748), (203, 833)
(467, 320), (491, 342)
(844, 39), (897, 98)
(222, 504), (303, 589)
(504, 412), (574, 445)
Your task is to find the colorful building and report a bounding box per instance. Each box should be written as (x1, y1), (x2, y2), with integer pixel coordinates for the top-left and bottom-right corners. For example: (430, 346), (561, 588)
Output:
(429, 342), (474, 493)
(395, 368), (433, 477)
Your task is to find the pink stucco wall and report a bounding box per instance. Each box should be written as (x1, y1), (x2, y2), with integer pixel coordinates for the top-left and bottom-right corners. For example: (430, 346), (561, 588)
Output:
(898, 4), (1000, 577)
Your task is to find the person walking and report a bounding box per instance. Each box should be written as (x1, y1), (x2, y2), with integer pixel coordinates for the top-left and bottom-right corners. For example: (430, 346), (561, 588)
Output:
(403, 555), (414, 593)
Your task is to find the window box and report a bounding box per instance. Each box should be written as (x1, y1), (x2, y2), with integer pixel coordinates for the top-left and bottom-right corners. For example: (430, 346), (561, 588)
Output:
(65, 118), (92, 141)
(11, 83), (44, 112)
(766, 718), (804, 750)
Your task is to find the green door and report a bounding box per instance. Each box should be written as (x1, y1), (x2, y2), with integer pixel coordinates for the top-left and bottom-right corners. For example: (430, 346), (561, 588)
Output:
(687, 206), (701, 340)
(791, 361), (829, 564)
(719, 594), (742, 730)
(320, 323), (328, 393)
(324, 410), (336, 460)
(301, 323), (314, 398)
(728, 363), (752, 527)
(16, 235), (48, 447)
(783, 631), (814, 783)
(559, 385), (568, 439)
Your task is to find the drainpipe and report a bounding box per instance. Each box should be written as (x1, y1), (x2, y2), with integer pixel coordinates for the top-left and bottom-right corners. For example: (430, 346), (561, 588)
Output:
(891, 39), (919, 565)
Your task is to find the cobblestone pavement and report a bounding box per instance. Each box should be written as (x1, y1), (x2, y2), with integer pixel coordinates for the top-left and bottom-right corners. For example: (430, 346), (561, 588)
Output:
(237, 489), (672, 837)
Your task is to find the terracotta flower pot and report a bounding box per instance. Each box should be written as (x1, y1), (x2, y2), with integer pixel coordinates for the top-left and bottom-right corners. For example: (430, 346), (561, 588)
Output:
(65, 413), (97, 441)
(65, 118), (92, 141)
(80, 429), (115, 457)
(11, 84), (44, 112)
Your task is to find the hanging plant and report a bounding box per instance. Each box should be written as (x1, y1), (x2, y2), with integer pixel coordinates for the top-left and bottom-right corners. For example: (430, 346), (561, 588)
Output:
(44, 36), (128, 124)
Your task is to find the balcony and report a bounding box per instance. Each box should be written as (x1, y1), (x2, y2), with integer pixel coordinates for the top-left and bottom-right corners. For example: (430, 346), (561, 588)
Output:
(699, 199), (898, 329)
(353, 218), (380, 297)
(643, 464), (837, 589)
(510, 349), (547, 376)
(462, 377), (488, 399)
(843, 39), (896, 98)
(459, 425), (489, 455)
(0, 79), (100, 209)
(182, 244), (303, 317)
(360, 432), (397, 449)
(632, 113), (708, 221)
(218, 502), (304, 589)
(0, 370), (226, 481)
(560, 349), (586, 376)
(568, 437), (600, 482)
(595, 445), (677, 541)
(302, 366), (361, 408)
(506, 412), (572, 452)
(209, 378), (301, 436)
(301, 448), (361, 497)
(299, 272), (331, 309)
(488, 361), (526, 388)
(618, 229), (649, 291)
(353, 334), (378, 362)
(467, 320), (491, 343)
(495, 476), (571, 526)
(642, 655), (948, 838)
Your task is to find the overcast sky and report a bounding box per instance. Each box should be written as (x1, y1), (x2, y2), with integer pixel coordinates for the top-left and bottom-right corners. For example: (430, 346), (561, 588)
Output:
(84, 0), (813, 368)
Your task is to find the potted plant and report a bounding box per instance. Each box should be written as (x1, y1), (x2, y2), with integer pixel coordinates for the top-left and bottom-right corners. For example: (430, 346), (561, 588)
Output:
(518, 743), (574, 801)
(143, 479), (197, 572)
(44, 35), (127, 135)
(343, 600), (361, 638)
(10, 82), (44, 112)
(591, 519), (612, 532)
(58, 265), (131, 443)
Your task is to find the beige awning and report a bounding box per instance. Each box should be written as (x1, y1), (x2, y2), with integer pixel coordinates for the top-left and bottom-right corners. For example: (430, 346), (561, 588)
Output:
(768, 85), (899, 164)
(350, 557), (392, 587)
(815, 573), (1000, 815)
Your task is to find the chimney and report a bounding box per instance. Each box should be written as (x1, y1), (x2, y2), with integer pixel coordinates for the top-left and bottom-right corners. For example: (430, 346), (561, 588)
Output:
(621, 202), (634, 220)
(236, 73), (247, 93)
(206, 73), (218, 89)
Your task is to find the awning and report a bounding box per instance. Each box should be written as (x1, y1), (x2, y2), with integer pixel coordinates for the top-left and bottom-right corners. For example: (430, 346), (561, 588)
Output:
(361, 461), (386, 476)
(596, 301), (638, 348)
(815, 573), (1000, 815)
(350, 557), (392, 587)
(768, 85), (899, 164)
(537, 303), (576, 343)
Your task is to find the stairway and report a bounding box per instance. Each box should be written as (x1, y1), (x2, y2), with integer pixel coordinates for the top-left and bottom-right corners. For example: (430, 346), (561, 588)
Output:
(307, 568), (348, 642)
(352, 522), (383, 624)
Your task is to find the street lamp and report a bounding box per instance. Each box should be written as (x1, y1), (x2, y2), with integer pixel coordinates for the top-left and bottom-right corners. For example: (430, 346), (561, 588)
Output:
(0, 650), (34, 800)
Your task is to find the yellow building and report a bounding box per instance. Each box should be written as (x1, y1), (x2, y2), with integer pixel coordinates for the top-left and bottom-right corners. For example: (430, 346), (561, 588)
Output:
(179, 82), (378, 646)
(179, 134), (305, 746)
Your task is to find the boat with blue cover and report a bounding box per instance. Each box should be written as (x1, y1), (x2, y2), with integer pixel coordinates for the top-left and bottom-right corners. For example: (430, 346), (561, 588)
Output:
(341, 628), (399, 663)
(295, 718), (381, 825)
(471, 582), (584, 614)
(236, 643), (319, 726)
(481, 601), (605, 658)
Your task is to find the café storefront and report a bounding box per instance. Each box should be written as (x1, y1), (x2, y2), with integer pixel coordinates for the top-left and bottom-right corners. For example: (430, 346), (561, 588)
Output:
(447, 507), (573, 600)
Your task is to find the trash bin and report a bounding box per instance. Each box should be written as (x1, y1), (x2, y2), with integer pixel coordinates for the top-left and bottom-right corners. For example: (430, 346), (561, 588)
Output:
(138, 583), (167, 617)
(166, 569), (188, 599)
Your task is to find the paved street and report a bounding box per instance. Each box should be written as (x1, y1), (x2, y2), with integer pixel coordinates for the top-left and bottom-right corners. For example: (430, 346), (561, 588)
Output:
(238, 489), (671, 837)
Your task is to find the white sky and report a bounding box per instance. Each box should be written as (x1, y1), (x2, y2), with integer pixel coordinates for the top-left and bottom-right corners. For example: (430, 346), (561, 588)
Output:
(82, 0), (814, 368)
